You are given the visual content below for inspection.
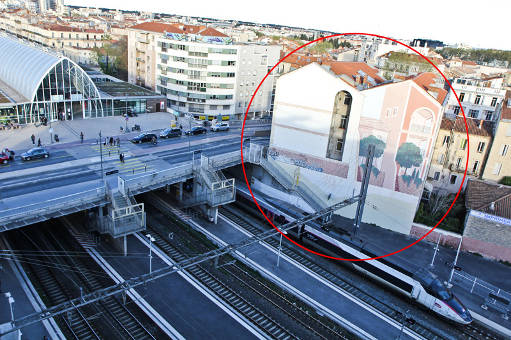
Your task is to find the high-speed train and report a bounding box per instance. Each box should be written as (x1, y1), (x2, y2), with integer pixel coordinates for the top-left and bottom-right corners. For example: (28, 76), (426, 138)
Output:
(235, 187), (473, 324)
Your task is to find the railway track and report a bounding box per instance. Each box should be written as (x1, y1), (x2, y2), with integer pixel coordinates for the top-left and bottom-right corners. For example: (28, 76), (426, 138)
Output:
(143, 216), (299, 340)
(221, 204), (507, 340)
(219, 205), (447, 340)
(8, 222), (162, 340)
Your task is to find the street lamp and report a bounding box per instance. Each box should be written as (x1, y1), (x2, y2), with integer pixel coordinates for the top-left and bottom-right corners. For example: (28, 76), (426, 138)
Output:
(429, 233), (442, 268)
(187, 114), (192, 153)
(276, 230), (288, 268)
(4, 292), (15, 323)
(99, 131), (104, 181)
(447, 236), (463, 288)
(146, 234), (156, 274)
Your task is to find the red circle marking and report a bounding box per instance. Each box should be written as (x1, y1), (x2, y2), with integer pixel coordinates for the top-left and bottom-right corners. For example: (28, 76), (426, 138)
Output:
(240, 33), (469, 261)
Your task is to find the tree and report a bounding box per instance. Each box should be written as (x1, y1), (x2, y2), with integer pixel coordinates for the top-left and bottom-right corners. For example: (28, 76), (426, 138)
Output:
(359, 135), (386, 160)
(395, 142), (422, 175)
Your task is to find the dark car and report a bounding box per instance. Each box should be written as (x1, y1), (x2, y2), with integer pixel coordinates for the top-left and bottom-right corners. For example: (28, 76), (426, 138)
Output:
(131, 133), (158, 144)
(185, 126), (207, 135)
(21, 147), (49, 161)
(160, 127), (182, 138)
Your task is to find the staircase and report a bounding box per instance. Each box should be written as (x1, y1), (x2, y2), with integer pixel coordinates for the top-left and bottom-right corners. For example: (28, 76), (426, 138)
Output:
(259, 156), (327, 213)
(104, 188), (146, 238)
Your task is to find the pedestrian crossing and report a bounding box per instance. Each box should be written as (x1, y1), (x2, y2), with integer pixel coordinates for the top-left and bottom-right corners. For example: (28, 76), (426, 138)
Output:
(114, 156), (152, 175)
(90, 144), (125, 159)
(90, 144), (152, 175)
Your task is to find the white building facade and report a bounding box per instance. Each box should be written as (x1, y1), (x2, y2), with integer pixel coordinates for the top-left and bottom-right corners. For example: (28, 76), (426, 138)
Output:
(156, 34), (280, 119)
(444, 76), (506, 121)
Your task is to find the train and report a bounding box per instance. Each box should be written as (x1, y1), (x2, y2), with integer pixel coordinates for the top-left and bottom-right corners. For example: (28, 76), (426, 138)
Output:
(234, 187), (473, 325)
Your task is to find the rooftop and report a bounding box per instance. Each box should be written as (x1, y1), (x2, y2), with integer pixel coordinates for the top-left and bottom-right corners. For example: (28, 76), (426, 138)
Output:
(411, 72), (448, 104)
(440, 116), (493, 137)
(129, 21), (227, 37)
(95, 81), (162, 98)
(465, 179), (511, 219)
(325, 61), (385, 87)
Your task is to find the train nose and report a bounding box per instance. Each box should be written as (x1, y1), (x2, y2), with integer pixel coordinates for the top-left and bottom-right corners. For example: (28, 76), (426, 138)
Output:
(461, 310), (473, 324)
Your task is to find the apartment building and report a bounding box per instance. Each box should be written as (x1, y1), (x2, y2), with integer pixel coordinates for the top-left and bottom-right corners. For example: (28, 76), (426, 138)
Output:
(482, 90), (511, 182)
(444, 75), (506, 122)
(428, 117), (493, 192)
(0, 9), (108, 64)
(128, 21), (281, 120)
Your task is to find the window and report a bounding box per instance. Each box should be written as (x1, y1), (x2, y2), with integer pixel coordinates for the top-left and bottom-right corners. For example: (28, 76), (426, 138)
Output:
(477, 141), (485, 153)
(502, 144), (509, 156)
(210, 105), (217, 110)
(336, 138), (344, 151)
(485, 111), (493, 120)
(472, 161), (479, 173)
(459, 93), (465, 102)
(456, 157), (462, 168)
(442, 135), (450, 146)
(469, 109), (479, 118)
(475, 95), (481, 105)
(450, 175), (457, 184)
(453, 106), (460, 115)
(492, 163), (502, 175)
(491, 97), (498, 107)
(460, 139), (467, 150)
(223, 105), (230, 110)
(340, 115), (348, 129)
(434, 172), (440, 181)
(438, 153), (445, 164)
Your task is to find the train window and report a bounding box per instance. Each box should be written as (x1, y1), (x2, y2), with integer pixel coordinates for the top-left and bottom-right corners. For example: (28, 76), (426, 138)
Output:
(429, 279), (452, 300)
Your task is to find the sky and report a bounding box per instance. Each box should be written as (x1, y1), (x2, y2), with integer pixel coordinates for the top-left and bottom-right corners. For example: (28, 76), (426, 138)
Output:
(66, 0), (510, 50)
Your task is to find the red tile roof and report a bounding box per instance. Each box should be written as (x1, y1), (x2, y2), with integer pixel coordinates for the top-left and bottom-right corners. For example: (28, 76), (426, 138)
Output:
(440, 117), (493, 137)
(280, 51), (329, 68)
(465, 179), (511, 219)
(412, 72), (448, 104)
(325, 61), (385, 86)
(129, 22), (227, 37)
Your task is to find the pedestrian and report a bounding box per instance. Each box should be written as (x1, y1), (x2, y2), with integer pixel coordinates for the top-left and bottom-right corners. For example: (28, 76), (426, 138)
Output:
(109, 137), (113, 146)
(116, 137), (120, 147)
(37, 138), (41, 147)
(179, 124), (183, 130)
(103, 137), (107, 146)
(80, 131), (84, 143)
(121, 153), (125, 163)
(31, 134), (35, 144)
(119, 153), (123, 163)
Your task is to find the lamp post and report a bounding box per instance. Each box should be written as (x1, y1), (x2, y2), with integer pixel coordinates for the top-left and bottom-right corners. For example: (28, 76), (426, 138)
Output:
(4, 292), (15, 323)
(99, 131), (104, 181)
(447, 236), (463, 288)
(276, 230), (287, 268)
(146, 234), (155, 274)
(429, 233), (442, 268)
(187, 114), (192, 153)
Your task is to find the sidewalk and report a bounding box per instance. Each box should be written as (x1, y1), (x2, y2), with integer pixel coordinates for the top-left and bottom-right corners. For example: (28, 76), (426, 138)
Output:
(0, 112), (177, 152)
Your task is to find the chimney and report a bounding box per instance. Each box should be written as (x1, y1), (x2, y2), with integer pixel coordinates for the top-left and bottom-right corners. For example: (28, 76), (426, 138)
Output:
(478, 119), (484, 129)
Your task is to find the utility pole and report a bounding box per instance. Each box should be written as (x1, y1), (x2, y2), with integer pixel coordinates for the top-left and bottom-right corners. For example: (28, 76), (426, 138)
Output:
(146, 234), (155, 274)
(352, 144), (375, 237)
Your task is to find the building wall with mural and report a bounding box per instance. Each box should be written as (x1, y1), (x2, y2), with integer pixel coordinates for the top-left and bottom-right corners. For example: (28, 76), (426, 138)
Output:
(269, 63), (442, 234)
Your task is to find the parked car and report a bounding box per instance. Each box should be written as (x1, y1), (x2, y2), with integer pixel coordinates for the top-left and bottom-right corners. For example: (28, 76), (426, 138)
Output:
(185, 126), (207, 135)
(211, 122), (230, 132)
(21, 147), (49, 161)
(160, 127), (182, 138)
(0, 151), (10, 164)
(131, 133), (158, 144)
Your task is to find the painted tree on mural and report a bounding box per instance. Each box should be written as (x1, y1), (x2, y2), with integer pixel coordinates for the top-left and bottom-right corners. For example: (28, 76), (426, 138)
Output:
(359, 135), (386, 178)
(395, 142), (423, 176)
(359, 135), (386, 160)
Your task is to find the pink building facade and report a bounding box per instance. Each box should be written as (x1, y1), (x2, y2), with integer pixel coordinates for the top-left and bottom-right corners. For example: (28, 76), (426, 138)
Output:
(269, 63), (442, 234)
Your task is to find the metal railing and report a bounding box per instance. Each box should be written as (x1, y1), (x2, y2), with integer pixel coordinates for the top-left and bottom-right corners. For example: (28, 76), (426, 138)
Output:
(452, 270), (511, 301)
(0, 185), (107, 230)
